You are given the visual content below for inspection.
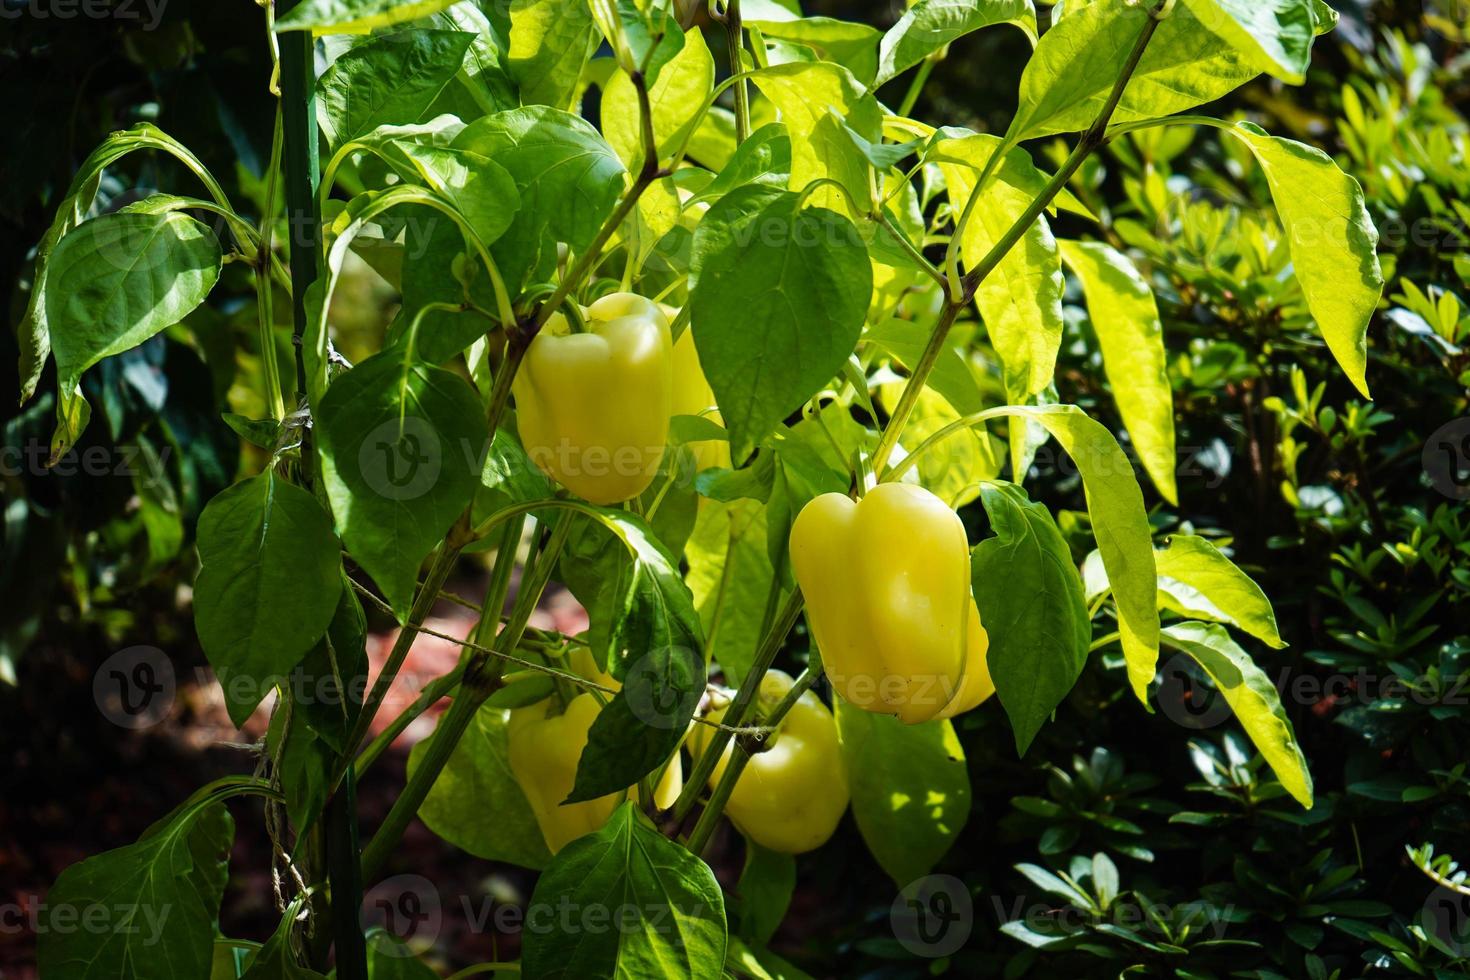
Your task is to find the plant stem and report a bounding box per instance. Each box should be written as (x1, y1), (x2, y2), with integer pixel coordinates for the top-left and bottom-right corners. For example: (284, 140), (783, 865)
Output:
(686, 664), (820, 854)
(354, 666), (466, 776)
(359, 516), (572, 883)
(325, 763), (368, 979)
(672, 587), (804, 823)
(896, 54), (937, 117)
(724, 0), (750, 144)
(277, 18), (319, 406)
(872, 6), (1165, 477)
(256, 106), (287, 421)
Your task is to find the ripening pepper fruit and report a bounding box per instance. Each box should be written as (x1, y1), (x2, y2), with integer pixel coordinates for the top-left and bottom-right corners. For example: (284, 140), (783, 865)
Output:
(790, 483), (995, 725)
(513, 292), (672, 505)
(663, 305), (730, 473)
(507, 691), (682, 853)
(692, 669), (849, 854)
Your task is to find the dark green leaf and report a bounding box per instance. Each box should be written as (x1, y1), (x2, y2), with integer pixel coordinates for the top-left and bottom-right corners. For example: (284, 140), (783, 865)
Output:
(689, 186), (871, 461)
(521, 803), (727, 978)
(736, 842), (795, 946)
(972, 482), (1090, 754)
(316, 347), (488, 618)
(275, 0), (460, 33)
(194, 472), (343, 727)
(317, 31), (474, 150)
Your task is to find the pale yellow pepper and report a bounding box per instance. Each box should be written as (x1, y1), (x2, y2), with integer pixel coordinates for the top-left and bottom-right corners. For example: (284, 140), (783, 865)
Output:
(513, 293), (672, 505)
(692, 669), (848, 854)
(790, 483), (995, 724)
(664, 305), (730, 473)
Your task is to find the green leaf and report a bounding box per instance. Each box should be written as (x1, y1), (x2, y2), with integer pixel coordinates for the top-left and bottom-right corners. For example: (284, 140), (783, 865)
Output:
(1179, 0), (1315, 84)
(935, 134), (1063, 402)
(239, 907), (325, 979)
(866, 318), (984, 416)
(983, 405), (1159, 703)
(736, 842), (795, 946)
(874, 0), (1036, 87)
(835, 699), (971, 887)
(295, 577), (370, 752)
(194, 472), (344, 727)
(603, 26), (715, 170)
(521, 802), (727, 978)
(971, 482), (1090, 754)
(1155, 535), (1285, 649)
(392, 210), (500, 365)
(1222, 121), (1383, 397)
(374, 141), (521, 250)
(316, 347), (488, 618)
(473, 421), (555, 523)
(749, 62), (880, 216)
(267, 704), (331, 835)
(689, 185), (871, 461)
(690, 122), (791, 206)
(1161, 621), (1313, 808)
(559, 508), (704, 801)
(684, 499), (776, 685)
(454, 105), (626, 290)
(1008, 1), (1259, 142)
(365, 931), (440, 978)
(507, 0), (599, 108)
(38, 801), (234, 980)
(317, 30), (474, 150)
(275, 0), (461, 33)
(1058, 240), (1176, 504)
(411, 704), (551, 869)
(593, 0), (685, 81)
(45, 210), (221, 456)
(750, 17), (882, 88)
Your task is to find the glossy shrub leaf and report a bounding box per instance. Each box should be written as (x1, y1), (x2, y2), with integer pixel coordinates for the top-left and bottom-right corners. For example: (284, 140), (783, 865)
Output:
(751, 17), (882, 88)
(1162, 621), (1313, 808)
(689, 185), (871, 461)
(375, 141), (521, 250)
(874, 0), (1035, 87)
(275, 0), (460, 33)
(317, 30), (474, 150)
(603, 26), (715, 170)
(194, 472), (343, 727)
(749, 62), (880, 216)
(393, 211), (501, 365)
(522, 802), (727, 978)
(835, 699), (971, 887)
(316, 348), (488, 618)
(1155, 535), (1285, 649)
(1179, 0), (1315, 84)
(936, 134), (1063, 402)
(984, 405), (1159, 703)
(411, 705), (551, 869)
(690, 122), (791, 206)
(1224, 121), (1383, 397)
(1008, 1), (1259, 142)
(562, 508), (704, 801)
(454, 106), (625, 289)
(971, 482), (1089, 754)
(507, 0), (598, 108)
(45, 210), (221, 456)
(1058, 240), (1176, 503)
(38, 801), (233, 980)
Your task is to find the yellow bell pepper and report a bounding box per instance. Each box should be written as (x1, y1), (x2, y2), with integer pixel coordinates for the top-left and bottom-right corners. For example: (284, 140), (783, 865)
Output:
(693, 669), (848, 854)
(789, 483), (995, 724)
(664, 305), (729, 473)
(507, 689), (683, 853)
(513, 293), (672, 505)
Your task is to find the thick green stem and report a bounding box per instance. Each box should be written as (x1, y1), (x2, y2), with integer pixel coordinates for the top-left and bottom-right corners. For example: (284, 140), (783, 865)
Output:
(360, 516), (571, 883)
(724, 0), (750, 144)
(278, 21), (319, 405)
(673, 588), (804, 823)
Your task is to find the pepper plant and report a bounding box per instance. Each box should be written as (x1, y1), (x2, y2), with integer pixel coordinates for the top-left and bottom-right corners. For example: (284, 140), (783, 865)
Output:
(20, 0), (1385, 975)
